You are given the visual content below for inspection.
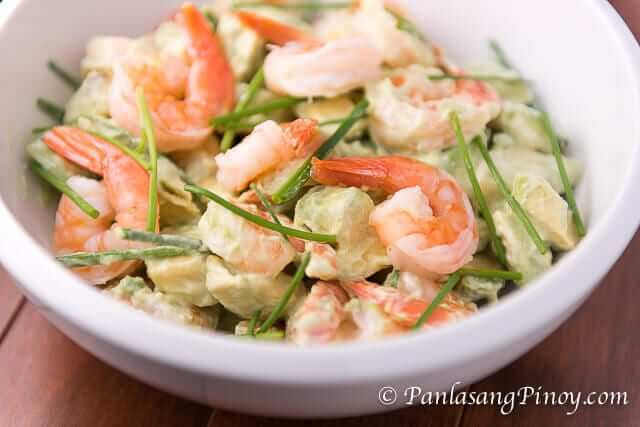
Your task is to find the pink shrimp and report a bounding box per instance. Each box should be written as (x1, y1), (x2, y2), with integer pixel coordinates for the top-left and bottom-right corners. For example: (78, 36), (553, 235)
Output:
(342, 280), (475, 329)
(312, 156), (478, 278)
(236, 10), (319, 47)
(368, 64), (501, 151)
(215, 118), (322, 192)
(43, 127), (156, 284)
(110, 3), (235, 152)
(286, 281), (349, 345)
(236, 189), (338, 279)
(236, 11), (382, 97)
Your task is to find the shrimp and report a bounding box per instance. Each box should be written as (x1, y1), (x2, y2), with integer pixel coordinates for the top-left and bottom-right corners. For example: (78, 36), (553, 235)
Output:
(394, 270), (442, 301)
(314, 0), (438, 68)
(286, 281), (350, 345)
(199, 198), (297, 276)
(344, 297), (406, 340)
(312, 156), (478, 278)
(236, 11), (382, 97)
(215, 118), (322, 192)
(342, 280), (476, 329)
(109, 3), (234, 153)
(367, 64), (501, 151)
(237, 188), (338, 279)
(43, 127), (154, 284)
(303, 241), (339, 281)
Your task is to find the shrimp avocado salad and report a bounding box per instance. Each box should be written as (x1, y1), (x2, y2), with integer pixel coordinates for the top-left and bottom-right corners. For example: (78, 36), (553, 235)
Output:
(29, 1), (585, 345)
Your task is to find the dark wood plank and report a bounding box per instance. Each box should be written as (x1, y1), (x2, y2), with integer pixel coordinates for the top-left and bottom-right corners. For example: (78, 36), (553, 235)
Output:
(611, 0), (640, 37)
(209, 404), (464, 427)
(1, 2), (638, 426)
(0, 267), (25, 343)
(0, 303), (212, 427)
(457, 2), (640, 424)
(460, 230), (640, 426)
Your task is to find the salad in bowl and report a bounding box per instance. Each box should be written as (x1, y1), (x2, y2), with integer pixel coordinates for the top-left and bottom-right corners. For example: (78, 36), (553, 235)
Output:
(27, 0), (585, 346)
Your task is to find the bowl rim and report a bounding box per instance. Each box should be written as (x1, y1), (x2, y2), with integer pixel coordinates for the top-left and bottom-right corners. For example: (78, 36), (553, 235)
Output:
(1, 0), (640, 386)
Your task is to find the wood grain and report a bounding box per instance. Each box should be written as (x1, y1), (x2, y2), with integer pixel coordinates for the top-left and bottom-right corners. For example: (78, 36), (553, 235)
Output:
(0, 1), (638, 426)
(0, 268), (24, 343)
(611, 0), (640, 37)
(457, 2), (640, 423)
(0, 303), (212, 427)
(459, 231), (640, 426)
(210, 405), (464, 427)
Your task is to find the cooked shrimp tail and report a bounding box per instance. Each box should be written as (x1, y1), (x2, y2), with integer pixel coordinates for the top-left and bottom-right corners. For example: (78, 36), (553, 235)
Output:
(43, 127), (110, 175)
(109, 3), (235, 152)
(179, 3), (235, 115)
(343, 280), (475, 328)
(312, 156), (478, 277)
(311, 157), (391, 191)
(235, 11), (318, 47)
(286, 282), (349, 345)
(235, 10), (381, 98)
(216, 118), (321, 192)
(43, 127), (154, 284)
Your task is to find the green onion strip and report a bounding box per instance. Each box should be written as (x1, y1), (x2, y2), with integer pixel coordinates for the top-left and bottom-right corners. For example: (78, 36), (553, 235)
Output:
(184, 184), (337, 244)
(136, 88), (159, 232)
(219, 67), (265, 152)
(450, 112), (507, 266)
(272, 98), (369, 204)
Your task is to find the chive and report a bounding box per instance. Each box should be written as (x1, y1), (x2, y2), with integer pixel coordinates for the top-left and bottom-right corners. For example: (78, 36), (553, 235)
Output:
(413, 272), (461, 330)
(76, 114), (148, 160)
(488, 42), (585, 237)
(211, 96), (305, 127)
(116, 228), (204, 251)
(271, 98), (369, 204)
(473, 139), (549, 254)
(135, 123), (147, 154)
(220, 67), (265, 152)
(385, 7), (423, 39)
(387, 269), (400, 288)
(31, 162), (100, 219)
(136, 137), (147, 154)
(237, 329), (285, 340)
(488, 40), (542, 107)
(489, 40), (512, 70)
(32, 126), (54, 135)
(250, 183), (289, 242)
(233, 1), (351, 10)
(57, 246), (192, 268)
(84, 129), (150, 170)
(308, 100), (369, 163)
(397, 20), (420, 37)
(450, 112), (507, 266)
(458, 267), (522, 281)
(185, 184), (337, 243)
(248, 309), (262, 337)
(37, 98), (65, 123)
(136, 88), (159, 232)
(539, 113), (586, 237)
(47, 60), (81, 90)
(257, 252), (310, 334)
(218, 114), (366, 133)
(319, 114), (368, 127)
(428, 74), (525, 83)
(270, 161), (311, 205)
(255, 330), (285, 340)
(204, 10), (217, 31)
(217, 121), (261, 132)
(319, 117), (351, 127)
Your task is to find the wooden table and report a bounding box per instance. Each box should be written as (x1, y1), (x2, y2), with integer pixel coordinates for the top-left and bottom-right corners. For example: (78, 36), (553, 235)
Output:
(1, 1), (639, 425)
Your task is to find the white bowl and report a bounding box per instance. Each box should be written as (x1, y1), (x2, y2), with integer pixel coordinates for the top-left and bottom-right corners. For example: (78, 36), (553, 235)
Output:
(1, 0), (639, 419)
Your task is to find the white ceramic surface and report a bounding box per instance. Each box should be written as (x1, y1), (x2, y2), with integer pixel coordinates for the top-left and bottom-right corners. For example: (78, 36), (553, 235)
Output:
(1, 0), (639, 418)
